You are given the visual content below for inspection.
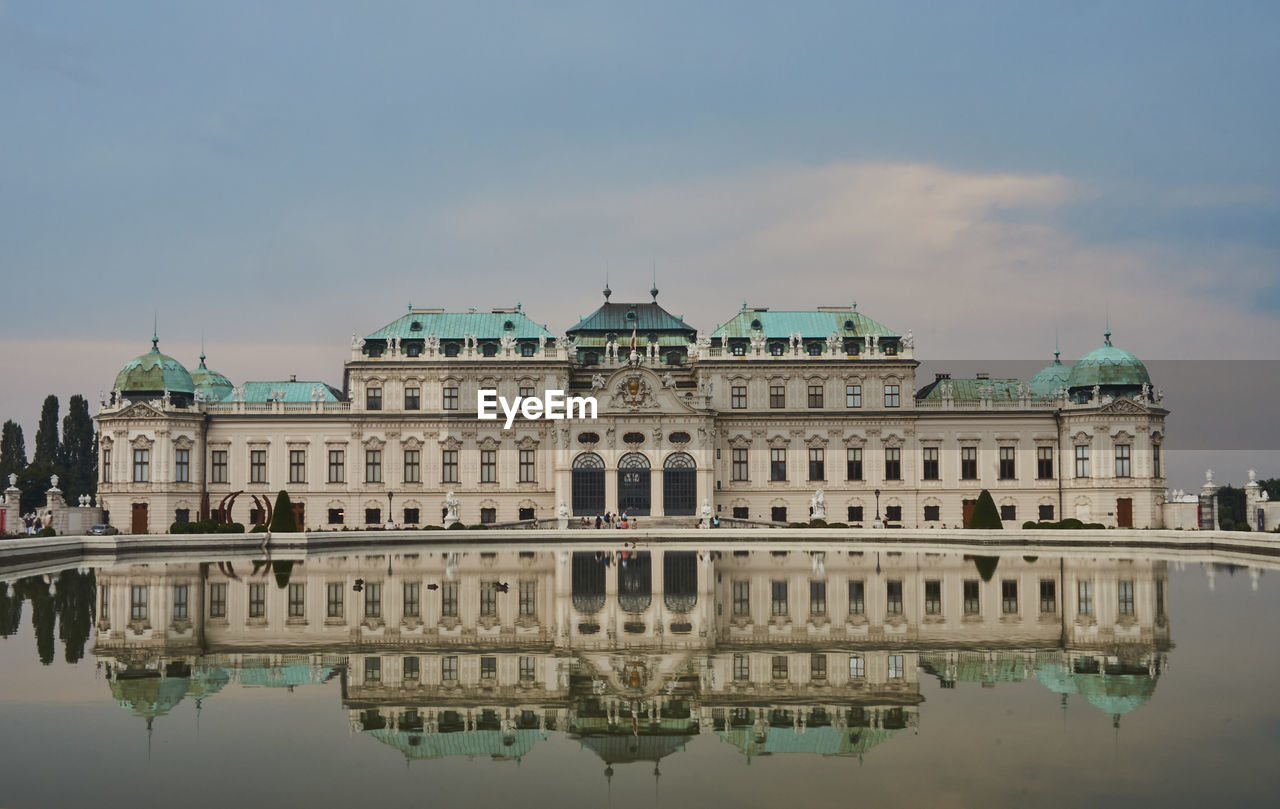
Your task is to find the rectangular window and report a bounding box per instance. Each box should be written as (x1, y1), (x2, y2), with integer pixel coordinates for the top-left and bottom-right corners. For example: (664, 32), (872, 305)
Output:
(734, 653), (749, 681)
(884, 448), (901, 481)
(248, 583), (265, 618)
(771, 580), (788, 617)
(770, 448), (787, 482)
(733, 581), (750, 616)
(849, 580), (865, 614)
(1039, 504), (1055, 521)
(442, 656), (458, 681)
(1115, 444), (1131, 478)
(480, 582), (498, 617)
(732, 448), (749, 482)
(366, 388), (382, 410)
(360, 450), (379, 483)
(731, 385), (747, 409)
(209, 583), (226, 619)
(1037, 446), (1054, 479)
(328, 508), (345, 525)
(769, 385), (785, 409)
(847, 448), (863, 481)
(250, 449), (266, 484)
(404, 387), (420, 410)
(519, 580), (536, 617)
(1153, 443), (1162, 478)
(404, 582), (420, 618)
(288, 583), (306, 618)
(999, 447), (1015, 480)
(923, 505), (940, 522)
(441, 582), (458, 617)
(174, 449), (190, 483)
(364, 582), (382, 619)
(732, 506), (748, 519)
(480, 657), (496, 679)
(809, 580), (826, 616)
(133, 449), (150, 483)
(961, 446), (978, 480)
(404, 656), (420, 680)
(172, 585), (188, 621)
(327, 582), (344, 618)
(519, 449), (535, 483)
(480, 449), (497, 483)
(807, 384), (824, 408)
(175, 508), (190, 524)
(1001, 580), (1018, 614)
(922, 447), (939, 480)
(1000, 504), (1016, 521)
(443, 386), (459, 410)
(442, 449), (458, 483)
(886, 580), (903, 615)
(885, 504), (902, 522)
(364, 657), (381, 682)
(1078, 580), (1093, 616)
(811, 653), (828, 680)
(884, 384), (900, 408)
(888, 654), (904, 679)
(1039, 580), (1056, 613)
(102, 449), (112, 483)
(963, 580), (980, 614)
(772, 655), (788, 680)
(289, 449), (306, 484)
(846, 384), (862, 408)
(519, 656), (535, 681)
(1075, 445), (1090, 478)
(211, 449), (228, 484)
(849, 655), (865, 679)
(480, 507), (496, 524)
(808, 448), (825, 481)
(363, 508), (381, 525)
(925, 580), (941, 615)
(519, 385), (535, 399)
(403, 449), (420, 483)
(327, 450), (344, 483)
(1118, 580), (1135, 615)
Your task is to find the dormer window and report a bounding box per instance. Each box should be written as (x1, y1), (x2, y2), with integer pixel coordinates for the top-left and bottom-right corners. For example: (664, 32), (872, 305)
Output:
(482, 343), (498, 357)
(807, 342), (822, 356)
(731, 343), (746, 356)
(444, 343), (459, 357)
(770, 342), (785, 356)
(504, 320), (515, 331)
(521, 343), (535, 357)
(844, 320), (855, 330)
(410, 321), (423, 331)
(751, 318), (762, 330)
(406, 343), (421, 357)
(367, 344), (384, 358)
(625, 310), (637, 322)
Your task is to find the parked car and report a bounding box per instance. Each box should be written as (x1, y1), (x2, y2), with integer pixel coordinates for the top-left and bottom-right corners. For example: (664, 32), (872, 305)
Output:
(88, 524), (120, 536)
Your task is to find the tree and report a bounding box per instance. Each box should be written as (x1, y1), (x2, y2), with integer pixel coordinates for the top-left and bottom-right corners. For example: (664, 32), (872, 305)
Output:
(268, 490), (297, 532)
(1216, 485), (1245, 530)
(59, 395), (96, 503)
(970, 489), (1003, 529)
(33, 395), (60, 468)
(0, 420), (26, 483)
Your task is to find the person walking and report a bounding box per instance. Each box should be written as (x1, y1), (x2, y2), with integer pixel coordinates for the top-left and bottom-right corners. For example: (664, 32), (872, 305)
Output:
(595, 514), (602, 529)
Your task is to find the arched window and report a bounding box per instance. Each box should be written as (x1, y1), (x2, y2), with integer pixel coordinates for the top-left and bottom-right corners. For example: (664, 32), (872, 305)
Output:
(664, 551), (698, 612)
(521, 343), (535, 357)
(663, 452), (697, 516)
(571, 453), (605, 516)
(571, 552), (606, 614)
(770, 342), (786, 356)
(618, 551), (652, 613)
(807, 342), (823, 356)
(618, 453), (651, 516)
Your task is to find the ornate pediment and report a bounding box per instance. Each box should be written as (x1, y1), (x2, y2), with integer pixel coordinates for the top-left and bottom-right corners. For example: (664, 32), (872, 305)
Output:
(112, 402), (165, 420)
(1096, 398), (1150, 415)
(599, 367), (696, 414)
(608, 374), (660, 410)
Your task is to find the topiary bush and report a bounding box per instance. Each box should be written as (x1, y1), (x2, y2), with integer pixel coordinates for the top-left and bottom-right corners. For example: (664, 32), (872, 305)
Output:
(809, 519), (828, 528)
(825, 522), (848, 529)
(37, 526), (56, 537)
(447, 522), (467, 530)
(973, 555), (1000, 582)
(468, 523), (488, 530)
(250, 524), (267, 533)
(195, 518), (218, 534)
(969, 490), (1002, 529)
(268, 490), (297, 532)
(216, 522), (245, 533)
(169, 521), (190, 534)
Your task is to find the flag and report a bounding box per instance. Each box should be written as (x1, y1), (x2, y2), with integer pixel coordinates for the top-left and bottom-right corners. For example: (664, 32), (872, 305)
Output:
(629, 325), (637, 358)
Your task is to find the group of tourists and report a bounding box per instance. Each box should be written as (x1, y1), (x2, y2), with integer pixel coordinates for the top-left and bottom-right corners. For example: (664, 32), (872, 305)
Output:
(590, 512), (639, 529)
(21, 512), (48, 535)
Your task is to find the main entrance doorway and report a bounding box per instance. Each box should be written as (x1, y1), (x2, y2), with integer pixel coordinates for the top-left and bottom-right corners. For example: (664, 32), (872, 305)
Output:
(1116, 498), (1133, 528)
(662, 453), (696, 516)
(618, 453), (651, 516)
(572, 453), (605, 516)
(131, 503), (148, 534)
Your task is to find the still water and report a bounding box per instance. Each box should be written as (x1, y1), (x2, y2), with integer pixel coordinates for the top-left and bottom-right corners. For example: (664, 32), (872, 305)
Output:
(1, 542), (1278, 808)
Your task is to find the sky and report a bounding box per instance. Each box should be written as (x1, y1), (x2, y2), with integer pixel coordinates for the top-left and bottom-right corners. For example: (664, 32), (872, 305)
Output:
(1, 0), (1277, 489)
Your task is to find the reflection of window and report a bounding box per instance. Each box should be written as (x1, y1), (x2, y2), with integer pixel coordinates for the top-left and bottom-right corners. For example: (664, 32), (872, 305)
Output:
(1039, 580), (1056, 613)
(519, 581), (536, 617)
(519, 656), (535, 681)
(886, 580), (903, 615)
(849, 580), (865, 614)
(405, 656), (420, 680)
(480, 657), (497, 679)
(1001, 580), (1018, 614)
(480, 582), (497, 617)
(963, 580), (980, 614)
(925, 580), (941, 615)
(441, 582), (458, 617)
(733, 581), (750, 616)
(327, 582), (343, 618)
(209, 583), (226, 618)
(811, 654), (827, 679)
(248, 583), (265, 618)
(365, 657), (381, 682)
(364, 582), (382, 618)
(172, 585), (188, 620)
(1118, 580), (1134, 615)
(810, 581), (826, 616)
(288, 583), (305, 618)
(404, 582), (420, 618)
(888, 654), (904, 679)
(442, 656), (457, 681)
(771, 581), (788, 616)
(734, 653), (749, 681)
(1078, 580), (1093, 616)
(849, 655), (865, 679)
(772, 655), (788, 680)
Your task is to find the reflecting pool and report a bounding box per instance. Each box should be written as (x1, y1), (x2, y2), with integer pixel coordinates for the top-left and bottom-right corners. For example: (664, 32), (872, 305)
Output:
(2, 542), (1279, 808)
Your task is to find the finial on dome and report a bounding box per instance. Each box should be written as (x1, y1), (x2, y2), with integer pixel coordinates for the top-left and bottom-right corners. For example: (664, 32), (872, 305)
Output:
(1103, 328), (1112, 347)
(152, 313), (159, 351)
(651, 264), (658, 300)
(1054, 330), (1061, 363)
(604, 265), (611, 301)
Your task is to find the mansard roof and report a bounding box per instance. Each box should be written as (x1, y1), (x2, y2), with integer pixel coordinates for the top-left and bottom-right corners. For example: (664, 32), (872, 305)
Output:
(713, 306), (899, 341)
(566, 300), (696, 337)
(239, 381), (343, 403)
(916, 377), (1024, 400)
(367, 308), (554, 341)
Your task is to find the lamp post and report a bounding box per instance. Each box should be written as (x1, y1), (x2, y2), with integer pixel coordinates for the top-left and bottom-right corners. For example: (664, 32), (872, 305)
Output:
(874, 489), (881, 522)
(386, 490), (394, 530)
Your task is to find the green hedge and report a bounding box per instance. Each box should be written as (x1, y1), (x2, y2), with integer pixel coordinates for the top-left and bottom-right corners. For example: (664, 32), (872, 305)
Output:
(970, 490), (1002, 529)
(447, 522), (468, 530)
(37, 526), (56, 537)
(215, 522), (245, 533)
(1022, 519), (1105, 530)
(269, 491), (297, 532)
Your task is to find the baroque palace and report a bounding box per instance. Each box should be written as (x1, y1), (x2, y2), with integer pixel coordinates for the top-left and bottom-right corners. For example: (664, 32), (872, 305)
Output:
(95, 287), (1167, 532)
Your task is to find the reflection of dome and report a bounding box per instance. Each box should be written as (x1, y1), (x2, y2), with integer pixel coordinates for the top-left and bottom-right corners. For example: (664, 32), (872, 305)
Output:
(189, 353), (233, 402)
(109, 672), (190, 723)
(186, 666), (231, 700)
(1028, 349), (1072, 397)
(1035, 658), (1158, 721)
(113, 336), (195, 404)
(1067, 330), (1150, 400)
(365, 728), (546, 761)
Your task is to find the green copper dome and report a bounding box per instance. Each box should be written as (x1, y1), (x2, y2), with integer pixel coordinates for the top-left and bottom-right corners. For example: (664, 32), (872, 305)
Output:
(189, 353), (233, 402)
(1028, 350), (1072, 397)
(113, 337), (196, 397)
(1067, 330), (1150, 392)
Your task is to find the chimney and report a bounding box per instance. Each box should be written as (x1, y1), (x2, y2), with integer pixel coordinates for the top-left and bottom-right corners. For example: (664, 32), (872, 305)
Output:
(935, 372), (951, 381)
(290, 374), (297, 382)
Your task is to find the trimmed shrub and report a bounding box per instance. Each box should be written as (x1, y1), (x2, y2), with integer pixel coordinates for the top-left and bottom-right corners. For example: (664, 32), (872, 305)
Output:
(825, 522), (848, 529)
(467, 523), (488, 530)
(969, 490), (1002, 529)
(169, 521), (190, 534)
(37, 526), (56, 537)
(215, 522), (245, 534)
(195, 518), (218, 534)
(1022, 521), (1038, 530)
(447, 522), (467, 530)
(250, 524), (267, 533)
(1235, 521), (1252, 532)
(809, 519), (828, 528)
(424, 525), (444, 530)
(973, 555), (1000, 582)
(268, 490), (297, 532)
(789, 522), (808, 528)
(272, 560), (294, 588)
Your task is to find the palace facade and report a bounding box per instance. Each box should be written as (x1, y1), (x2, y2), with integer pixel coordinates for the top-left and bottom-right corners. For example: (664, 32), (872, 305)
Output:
(95, 288), (1168, 532)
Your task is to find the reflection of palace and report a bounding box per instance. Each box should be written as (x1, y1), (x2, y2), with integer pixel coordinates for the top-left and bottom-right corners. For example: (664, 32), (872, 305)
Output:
(83, 546), (1171, 765)
(95, 290), (1167, 534)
